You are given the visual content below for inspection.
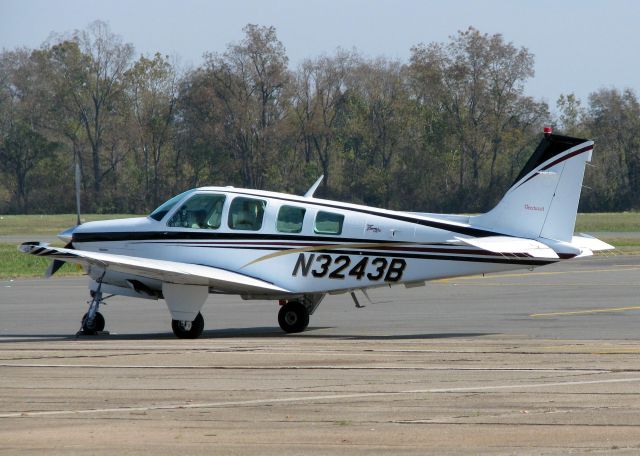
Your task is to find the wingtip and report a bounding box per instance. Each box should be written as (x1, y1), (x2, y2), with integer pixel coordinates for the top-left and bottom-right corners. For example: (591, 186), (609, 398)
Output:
(18, 241), (47, 254)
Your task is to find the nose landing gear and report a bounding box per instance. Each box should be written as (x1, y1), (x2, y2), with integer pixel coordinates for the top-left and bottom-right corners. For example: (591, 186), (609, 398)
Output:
(77, 274), (111, 336)
(81, 310), (105, 335)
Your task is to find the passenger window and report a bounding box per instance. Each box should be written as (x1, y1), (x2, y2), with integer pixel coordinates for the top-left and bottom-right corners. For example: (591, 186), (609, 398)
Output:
(277, 205), (306, 233)
(314, 211), (344, 235)
(228, 197), (266, 231)
(167, 194), (226, 229)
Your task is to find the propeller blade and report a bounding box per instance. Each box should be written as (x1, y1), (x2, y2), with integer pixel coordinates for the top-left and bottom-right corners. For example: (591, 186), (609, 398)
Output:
(45, 259), (65, 278)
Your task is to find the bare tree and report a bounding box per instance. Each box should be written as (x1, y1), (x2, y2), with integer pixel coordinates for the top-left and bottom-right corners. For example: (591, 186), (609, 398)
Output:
(291, 50), (356, 193)
(126, 53), (179, 208)
(46, 21), (134, 206)
(204, 24), (290, 189)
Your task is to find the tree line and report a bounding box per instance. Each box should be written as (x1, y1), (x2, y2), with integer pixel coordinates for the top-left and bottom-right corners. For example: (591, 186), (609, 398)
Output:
(1, 21), (638, 215)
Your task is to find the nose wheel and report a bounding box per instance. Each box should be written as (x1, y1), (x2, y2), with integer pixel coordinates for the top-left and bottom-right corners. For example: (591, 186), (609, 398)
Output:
(82, 311), (105, 334)
(278, 301), (309, 333)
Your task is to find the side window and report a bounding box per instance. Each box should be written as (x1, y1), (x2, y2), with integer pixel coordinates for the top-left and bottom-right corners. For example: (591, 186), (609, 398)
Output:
(167, 194), (226, 229)
(314, 211), (344, 235)
(228, 197), (266, 231)
(277, 205), (306, 233)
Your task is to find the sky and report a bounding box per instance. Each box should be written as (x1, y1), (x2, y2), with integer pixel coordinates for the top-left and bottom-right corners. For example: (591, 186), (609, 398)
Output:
(1, 0), (639, 107)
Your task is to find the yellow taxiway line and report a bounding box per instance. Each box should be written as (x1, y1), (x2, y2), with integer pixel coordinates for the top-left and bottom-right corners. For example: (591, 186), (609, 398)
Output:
(436, 266), (640, 282)
(531, 306), (640, 317)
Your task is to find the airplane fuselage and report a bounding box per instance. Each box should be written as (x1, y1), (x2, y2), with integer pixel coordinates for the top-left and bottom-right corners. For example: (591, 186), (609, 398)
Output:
(71, 187), (557, 298)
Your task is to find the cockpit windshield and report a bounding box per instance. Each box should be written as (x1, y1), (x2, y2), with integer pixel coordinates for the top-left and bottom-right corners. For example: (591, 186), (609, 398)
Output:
(148, 189), (196, 221)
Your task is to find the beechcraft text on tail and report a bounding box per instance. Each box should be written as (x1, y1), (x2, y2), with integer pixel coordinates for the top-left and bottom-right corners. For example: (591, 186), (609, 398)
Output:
(19, 129), (614, 338)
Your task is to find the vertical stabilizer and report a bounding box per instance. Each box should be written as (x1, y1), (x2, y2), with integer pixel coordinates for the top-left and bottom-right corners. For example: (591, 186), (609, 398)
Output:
(471, 132), (593, 242)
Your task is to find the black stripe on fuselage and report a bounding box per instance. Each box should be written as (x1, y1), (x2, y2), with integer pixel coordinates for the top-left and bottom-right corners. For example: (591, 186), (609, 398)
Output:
(289, 248), (553, 266)
(138, 241), (533, 258)
(74, 240), (553, 267)
(73, 232), (406, 243)
(73, 228), (496, 244)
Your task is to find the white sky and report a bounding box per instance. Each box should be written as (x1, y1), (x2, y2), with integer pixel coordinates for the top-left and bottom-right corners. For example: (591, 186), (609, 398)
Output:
(1, 0), (639, 107)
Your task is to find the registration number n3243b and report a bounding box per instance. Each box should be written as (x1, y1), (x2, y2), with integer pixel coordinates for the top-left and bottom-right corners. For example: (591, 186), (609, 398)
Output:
(291, 253), (406, 282)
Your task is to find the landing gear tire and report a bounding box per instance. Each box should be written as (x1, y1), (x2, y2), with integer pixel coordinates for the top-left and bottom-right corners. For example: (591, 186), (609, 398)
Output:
(278, 301), (309, 333)
(172, 312), (205, 339)
(81, 311), (105, 335)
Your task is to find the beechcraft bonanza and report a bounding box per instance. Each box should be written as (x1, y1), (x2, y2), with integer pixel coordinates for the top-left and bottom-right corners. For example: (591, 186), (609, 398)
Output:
(20, 129), (614, 338)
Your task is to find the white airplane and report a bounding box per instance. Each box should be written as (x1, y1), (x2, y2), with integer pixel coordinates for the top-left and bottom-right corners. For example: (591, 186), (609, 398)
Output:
(20, 129), (613, 338)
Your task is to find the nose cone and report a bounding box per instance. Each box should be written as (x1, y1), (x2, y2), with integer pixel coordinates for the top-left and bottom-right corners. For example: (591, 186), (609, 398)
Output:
(57, 226), (76, 244)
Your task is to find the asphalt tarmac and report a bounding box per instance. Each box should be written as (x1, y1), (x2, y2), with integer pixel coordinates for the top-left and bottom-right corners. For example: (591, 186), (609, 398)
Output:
(1, 255), (640, 454)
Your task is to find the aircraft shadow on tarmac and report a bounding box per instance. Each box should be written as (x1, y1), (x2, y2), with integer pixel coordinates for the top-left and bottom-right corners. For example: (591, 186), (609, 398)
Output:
(0, 327), (495, 342)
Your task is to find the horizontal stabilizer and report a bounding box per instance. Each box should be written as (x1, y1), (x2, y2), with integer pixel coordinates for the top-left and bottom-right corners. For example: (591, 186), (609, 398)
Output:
(571, 234), (615, 252)
(455, 236), (559, 259)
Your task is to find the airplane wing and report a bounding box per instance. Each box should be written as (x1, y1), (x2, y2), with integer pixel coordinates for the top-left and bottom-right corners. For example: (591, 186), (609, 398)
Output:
(19, 242), (290, 295)
(454, 236), (560, 259)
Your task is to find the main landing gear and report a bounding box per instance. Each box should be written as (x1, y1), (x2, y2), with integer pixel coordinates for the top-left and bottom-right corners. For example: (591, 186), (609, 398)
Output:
(172, 312), (205, 339)
(277, 294), (324, 334)
(278, 301), (309, 333)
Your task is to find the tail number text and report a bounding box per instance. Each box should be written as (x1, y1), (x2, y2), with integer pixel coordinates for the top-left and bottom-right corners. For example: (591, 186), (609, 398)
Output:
(292, 254), (406, 282)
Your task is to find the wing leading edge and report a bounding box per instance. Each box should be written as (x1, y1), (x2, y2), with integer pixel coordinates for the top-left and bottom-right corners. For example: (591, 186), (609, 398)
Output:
(19, 242), (290, 295)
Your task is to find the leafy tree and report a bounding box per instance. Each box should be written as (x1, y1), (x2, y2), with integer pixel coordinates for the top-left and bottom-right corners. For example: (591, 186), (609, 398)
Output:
(1, 22), (638, 214)
(203, 24), (291, 189)
(0, 49), (60, 212)
(581, 88), (640, 210)
(409, 27), (549, 210)
(125, 53), (179, 209)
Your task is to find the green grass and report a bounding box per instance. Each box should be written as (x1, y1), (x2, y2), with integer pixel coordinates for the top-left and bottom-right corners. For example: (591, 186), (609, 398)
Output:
(0, 243), (83, 279)
(0, 213), (139, 279)
(575, 212), (640, 233)
(0, 214), (138, 236)
(0, 212), (638, 279)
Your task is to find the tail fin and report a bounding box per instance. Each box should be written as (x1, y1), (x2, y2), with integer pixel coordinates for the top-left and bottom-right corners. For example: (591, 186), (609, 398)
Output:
(471, 132), (593, 242)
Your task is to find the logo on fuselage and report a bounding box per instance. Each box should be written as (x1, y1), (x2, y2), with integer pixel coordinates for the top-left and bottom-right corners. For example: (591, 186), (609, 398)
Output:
(524, 204), (544, 212)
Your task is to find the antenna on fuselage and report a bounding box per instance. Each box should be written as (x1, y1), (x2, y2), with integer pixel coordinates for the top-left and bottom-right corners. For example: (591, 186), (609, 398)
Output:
(304, 175), (324, 198)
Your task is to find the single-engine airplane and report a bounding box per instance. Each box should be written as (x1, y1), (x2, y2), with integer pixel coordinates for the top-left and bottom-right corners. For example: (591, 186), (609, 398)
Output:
(20, 129), (613, 338)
